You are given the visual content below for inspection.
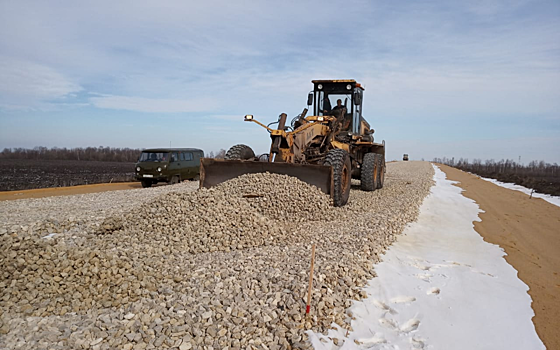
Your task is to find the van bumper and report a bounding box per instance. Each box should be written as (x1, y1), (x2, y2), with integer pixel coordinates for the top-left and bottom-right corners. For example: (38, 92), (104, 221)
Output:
(135, 174), (169, 182)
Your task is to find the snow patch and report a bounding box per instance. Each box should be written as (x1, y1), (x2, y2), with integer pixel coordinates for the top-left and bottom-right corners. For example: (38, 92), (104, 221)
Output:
(478, 176), (560, 208)
(308, 165), (545, 350)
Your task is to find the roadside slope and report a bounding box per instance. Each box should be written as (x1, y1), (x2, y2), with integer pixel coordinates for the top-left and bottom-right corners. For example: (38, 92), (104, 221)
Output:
(439, 164), (560, 349)
(0, 182), (144, 201)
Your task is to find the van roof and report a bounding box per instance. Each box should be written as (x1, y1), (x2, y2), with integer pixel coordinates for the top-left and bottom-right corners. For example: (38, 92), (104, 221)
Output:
(142, 148), (204, 153)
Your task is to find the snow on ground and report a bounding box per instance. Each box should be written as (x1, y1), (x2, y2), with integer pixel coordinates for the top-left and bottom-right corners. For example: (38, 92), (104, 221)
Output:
(308, 165), (544, 350)
(478, 176), (560, 208)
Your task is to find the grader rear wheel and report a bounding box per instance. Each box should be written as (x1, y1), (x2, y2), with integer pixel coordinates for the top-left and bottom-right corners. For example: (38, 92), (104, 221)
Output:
(360, 153), (378, 191)
(323, 149), (351, 207)
(377, 155), (385, 189)
(224, 144), (255, 160)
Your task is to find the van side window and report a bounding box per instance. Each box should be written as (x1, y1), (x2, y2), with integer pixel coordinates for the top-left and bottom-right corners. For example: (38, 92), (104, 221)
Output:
(180, 153), (184, 161)
(184, 152), (193, 161)
(171, 152), (178, 162)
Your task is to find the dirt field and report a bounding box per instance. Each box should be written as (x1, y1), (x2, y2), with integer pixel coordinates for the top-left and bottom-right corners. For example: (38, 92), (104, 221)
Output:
(440, 165), (560, 350)
(0, 159), (135, 191)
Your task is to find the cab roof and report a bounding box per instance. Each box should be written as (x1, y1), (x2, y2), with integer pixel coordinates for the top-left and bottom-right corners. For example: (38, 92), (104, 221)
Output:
(312, 79), (356, 83)
(311, 79), (364, 90)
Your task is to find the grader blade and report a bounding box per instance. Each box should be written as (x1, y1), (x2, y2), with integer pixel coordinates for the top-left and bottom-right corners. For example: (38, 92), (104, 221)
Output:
(199, 158), (333, 196)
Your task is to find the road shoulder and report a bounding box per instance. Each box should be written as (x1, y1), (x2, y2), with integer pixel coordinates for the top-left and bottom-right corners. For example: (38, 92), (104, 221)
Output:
(439, 164), (560, 350)
(0, 182), (142, 201)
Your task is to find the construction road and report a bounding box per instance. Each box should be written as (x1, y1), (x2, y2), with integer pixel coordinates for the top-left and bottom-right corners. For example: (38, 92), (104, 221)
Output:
(1, 165), (558, 348)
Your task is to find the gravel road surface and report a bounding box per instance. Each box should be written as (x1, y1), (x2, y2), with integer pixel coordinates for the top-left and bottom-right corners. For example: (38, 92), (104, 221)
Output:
(1, 161), (433, 350)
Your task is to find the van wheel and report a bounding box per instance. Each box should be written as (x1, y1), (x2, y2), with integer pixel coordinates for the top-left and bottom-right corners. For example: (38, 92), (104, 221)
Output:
(170, 176), (180, 185)
(141, 180), (152, 188)
(192, 174), (200, 181)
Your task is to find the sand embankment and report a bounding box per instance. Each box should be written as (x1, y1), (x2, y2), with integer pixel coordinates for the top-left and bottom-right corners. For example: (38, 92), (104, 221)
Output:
(440, 165), (560, 350)
(0, 182), (148, 201)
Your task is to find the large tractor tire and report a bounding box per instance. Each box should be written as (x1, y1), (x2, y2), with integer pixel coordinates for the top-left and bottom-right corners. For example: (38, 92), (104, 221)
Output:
(377, 155), (385, 189)
(361, 153), (378, 191)
(224, 144), (255, 160)
(323, 149), (351, 207)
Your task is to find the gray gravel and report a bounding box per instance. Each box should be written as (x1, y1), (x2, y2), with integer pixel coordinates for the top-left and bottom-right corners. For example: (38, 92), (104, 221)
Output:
(0, 161), (434, 350)
(0, 182), (200, 235)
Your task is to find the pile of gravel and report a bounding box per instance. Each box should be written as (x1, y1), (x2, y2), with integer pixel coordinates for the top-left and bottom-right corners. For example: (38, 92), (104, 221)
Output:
(0, 162), (434, 350)
(215, 172), (333, 222)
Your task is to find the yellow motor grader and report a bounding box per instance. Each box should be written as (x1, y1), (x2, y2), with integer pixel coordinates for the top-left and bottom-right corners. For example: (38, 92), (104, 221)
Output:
(200, 79), (385, 206)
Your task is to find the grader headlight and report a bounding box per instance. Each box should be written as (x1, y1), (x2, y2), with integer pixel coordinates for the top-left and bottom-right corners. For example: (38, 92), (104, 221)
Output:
(317, 116), (325, 122)
(244, 115), (254, 121)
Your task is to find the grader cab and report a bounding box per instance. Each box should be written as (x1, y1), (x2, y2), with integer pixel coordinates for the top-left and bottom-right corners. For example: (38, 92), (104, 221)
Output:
(200, 79), (385, 206)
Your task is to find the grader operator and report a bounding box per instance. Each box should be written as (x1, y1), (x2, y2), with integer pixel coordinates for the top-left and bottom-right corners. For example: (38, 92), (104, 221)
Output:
(200, 79), (385, 206)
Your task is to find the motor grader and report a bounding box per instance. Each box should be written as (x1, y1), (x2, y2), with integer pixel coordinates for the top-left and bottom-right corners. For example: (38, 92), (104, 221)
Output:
(200, 79), (385, 206)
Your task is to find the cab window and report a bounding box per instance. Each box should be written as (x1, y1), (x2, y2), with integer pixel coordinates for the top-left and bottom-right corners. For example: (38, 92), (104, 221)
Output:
(171, 152), (179, 162)
(184, 152), (193, 161)
(180, 153), (185, 161)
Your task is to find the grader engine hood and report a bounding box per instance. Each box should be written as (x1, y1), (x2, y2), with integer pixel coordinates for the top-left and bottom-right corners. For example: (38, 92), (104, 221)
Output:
(199, 158), (333, 196)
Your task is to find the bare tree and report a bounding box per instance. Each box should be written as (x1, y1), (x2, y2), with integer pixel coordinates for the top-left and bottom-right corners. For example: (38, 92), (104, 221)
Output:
(215, 149), (226, 159)
(437, 157), (560, 196)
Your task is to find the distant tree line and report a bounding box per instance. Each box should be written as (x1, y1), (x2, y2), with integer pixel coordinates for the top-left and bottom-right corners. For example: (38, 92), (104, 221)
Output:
(0, 147), (143, 162)
(0, 146), (234, 162)
(205, 149), (227, 159)
(433, 157), (560, 196)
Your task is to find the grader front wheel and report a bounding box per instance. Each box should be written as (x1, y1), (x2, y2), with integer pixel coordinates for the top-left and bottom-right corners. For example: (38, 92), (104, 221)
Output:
(324, 149), (351, 207)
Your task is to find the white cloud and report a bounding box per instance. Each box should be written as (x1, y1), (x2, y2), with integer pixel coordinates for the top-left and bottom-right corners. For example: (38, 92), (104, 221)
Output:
(89, 94), (219, 113)
(0, 56), (81, 109)
(0, 0), (558, 161)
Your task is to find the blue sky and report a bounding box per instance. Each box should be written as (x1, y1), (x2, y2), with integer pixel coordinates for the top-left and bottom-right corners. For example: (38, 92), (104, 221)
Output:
(0, 0), (559, 163)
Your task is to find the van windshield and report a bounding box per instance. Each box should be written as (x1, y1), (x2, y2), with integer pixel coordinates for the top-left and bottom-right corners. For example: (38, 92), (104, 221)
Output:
(139, 152), (168, 162)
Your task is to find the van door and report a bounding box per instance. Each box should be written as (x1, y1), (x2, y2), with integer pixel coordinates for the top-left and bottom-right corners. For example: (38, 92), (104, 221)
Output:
(168, 152), (181, 181)
(183, 152), (195, 178)
(194, 151), (202, 176)
(178, 152), (186, 179)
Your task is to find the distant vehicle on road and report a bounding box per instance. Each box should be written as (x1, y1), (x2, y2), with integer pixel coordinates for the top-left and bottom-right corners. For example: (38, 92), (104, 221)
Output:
(403, 154), (409, 161)
(135, 148), (204, 187)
